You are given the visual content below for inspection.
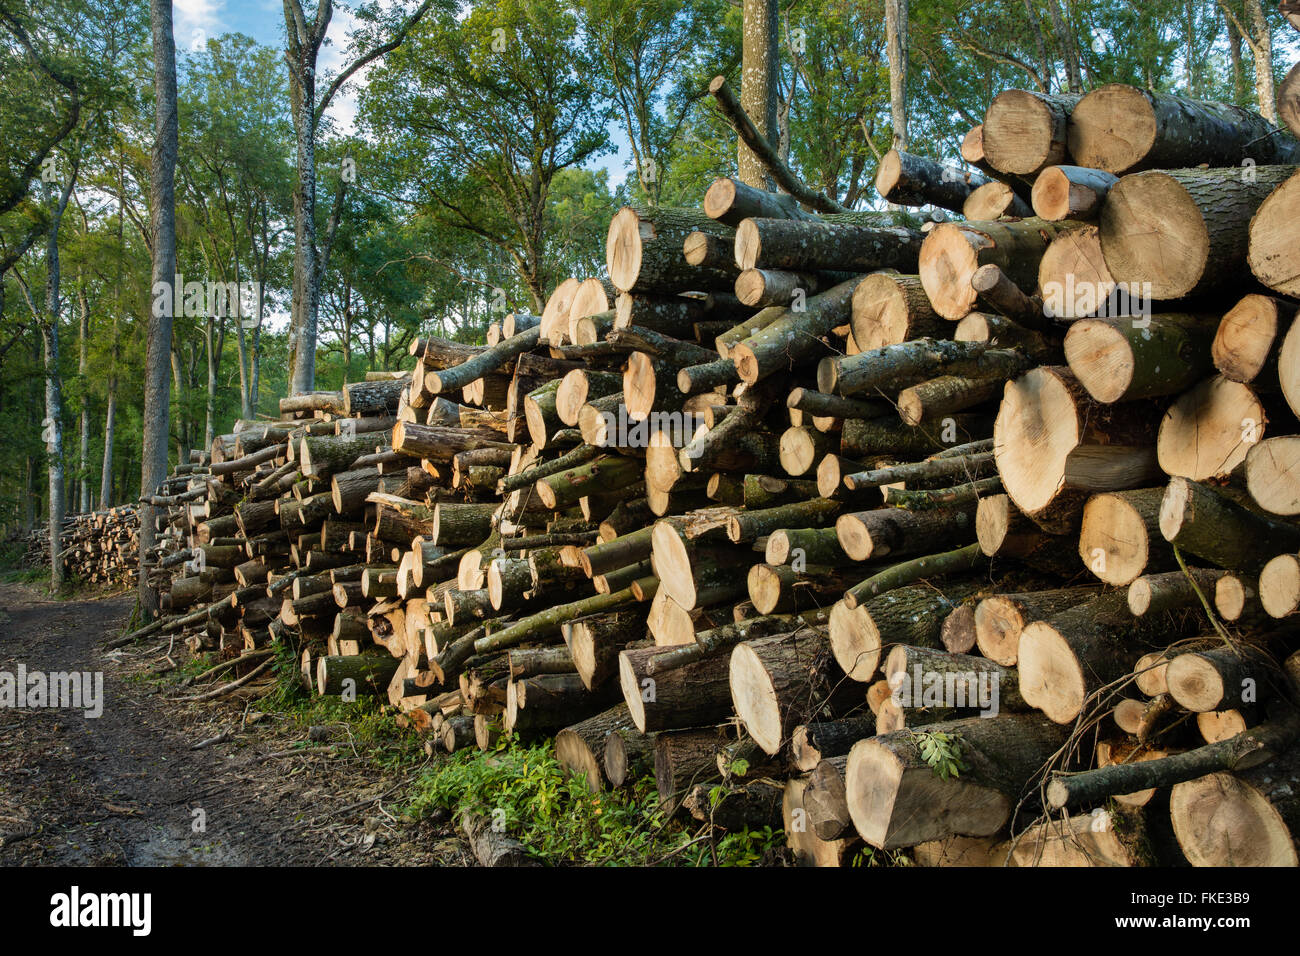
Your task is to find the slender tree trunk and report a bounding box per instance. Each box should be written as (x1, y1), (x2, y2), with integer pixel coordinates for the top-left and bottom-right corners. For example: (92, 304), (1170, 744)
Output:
(250, 230), (267, 412)
(39, 166), (76, 586)
(1024, 0), (1052, 91)
(1227, 12), (1246, 103)
(1046, 0), (1083, 93)
(342, 280), (353, 384)
(885, 0), (909, 151)
(287, 56), (320, 396)
(76, 279), (90, 512)
(170, 345), (187, 463)
(100, 382), (116, 508)
(1245, 0), (1278, 121)
(102, 151), (123, 508)
(141, 0), (179, 618)
(739, 0), (779, 190)
(40, 318), (65, 587)
(23, 455), (35, 531)
(234, 257), (252, 420)
(204, 314), (216, 449)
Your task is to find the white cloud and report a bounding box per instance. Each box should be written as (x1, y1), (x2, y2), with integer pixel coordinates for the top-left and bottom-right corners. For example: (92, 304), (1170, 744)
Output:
(174, 0), (225, 53)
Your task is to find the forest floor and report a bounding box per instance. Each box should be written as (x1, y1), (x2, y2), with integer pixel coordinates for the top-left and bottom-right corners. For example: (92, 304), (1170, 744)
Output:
(0, 581), (472, 866)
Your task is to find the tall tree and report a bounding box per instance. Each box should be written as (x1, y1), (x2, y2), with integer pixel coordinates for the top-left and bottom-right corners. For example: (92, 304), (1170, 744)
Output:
(1045, 0), (1083, 92)
(739, 0), (779, 189)
(280, 0), (437, 397)
(885, 0), (909, 149)
(140, 0), (178, 617)
(39, 164), (77, 586)
(1218, 0), (1278, 121)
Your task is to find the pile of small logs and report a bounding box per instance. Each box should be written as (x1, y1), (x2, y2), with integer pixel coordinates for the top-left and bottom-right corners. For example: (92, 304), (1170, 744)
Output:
(21, 506), (139, 586)
(129, 76), (1300, 868)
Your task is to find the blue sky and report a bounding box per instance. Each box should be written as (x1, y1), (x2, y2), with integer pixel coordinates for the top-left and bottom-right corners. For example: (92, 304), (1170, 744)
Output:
(173, 0), (633, 187)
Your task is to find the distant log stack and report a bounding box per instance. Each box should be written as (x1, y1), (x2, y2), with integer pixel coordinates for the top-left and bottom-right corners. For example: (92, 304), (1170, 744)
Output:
(23, 505), (139, 586)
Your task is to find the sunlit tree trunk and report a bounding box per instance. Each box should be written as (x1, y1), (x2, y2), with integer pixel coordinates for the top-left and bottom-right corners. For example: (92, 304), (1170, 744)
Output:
(1245, 0), (1277, 122)
(739, 0), (779, 190)
(885, 0), (909, 150)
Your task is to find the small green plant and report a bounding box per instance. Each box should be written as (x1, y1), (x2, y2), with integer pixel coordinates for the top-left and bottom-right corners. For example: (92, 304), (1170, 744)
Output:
(911, 729), (968, 780)
(851, 845), (914, 867)
(402, 738), (780, 866)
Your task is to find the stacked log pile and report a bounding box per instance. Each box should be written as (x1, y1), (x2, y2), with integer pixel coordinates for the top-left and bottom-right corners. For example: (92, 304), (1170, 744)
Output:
(129, 78), (1300, 868)
(21, 506), (139, 586)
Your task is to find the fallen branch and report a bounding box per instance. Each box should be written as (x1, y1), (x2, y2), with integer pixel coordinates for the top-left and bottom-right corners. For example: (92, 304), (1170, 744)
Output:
(708, 76), (849, 215)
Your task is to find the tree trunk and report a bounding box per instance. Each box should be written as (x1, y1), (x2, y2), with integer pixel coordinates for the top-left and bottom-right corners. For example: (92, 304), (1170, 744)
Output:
(961, 182), (1032, 220)
(920, 218), (1076, 319)
(730, 628), (854, 755)
(734, 218), (923, 274)
(1044, 0), (1082, 92)
(619, 644), (734, 732)
(874, 150), (983, 213)
(554, 703), (640, 792)
(1018, 590), (1201, 723)
(286, 42), (319, 396)
(739, 0), (779, 190)
(1247, 168), (1300, 299)
(1069, 83), (1300, 173)
(982, 90), (1081, 175)
(884, 0), (908, 151)
(1031, 165), (1118, 221)
(1161, 476), (1300, 570)
(76, 280), (90, 512)
(1077, 487), (1175, 586)
(973, 586), (1100, 666)
(1064, 313), (1218, 403)
(606, 207), (736, 294)
(1245, 0), (1278, 122)
(845, 714), (1068, 848)
(1156, 376), (1267, 483)
(1103, 165), (1296, 300)
(828, 582), (980, 682)
(1212, 293), (1287, 387)
(994, 366), (1160, 532)
(140, 0), (178, 617)
(1246, 435), (1300, 516)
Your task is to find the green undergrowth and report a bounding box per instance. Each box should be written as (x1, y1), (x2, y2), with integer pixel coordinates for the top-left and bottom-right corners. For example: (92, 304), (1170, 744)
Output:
(224, 643), (788, 864)
(401, 738), (786, 866)
(254, 642), (425, 769)
(0, 566), (50, 585)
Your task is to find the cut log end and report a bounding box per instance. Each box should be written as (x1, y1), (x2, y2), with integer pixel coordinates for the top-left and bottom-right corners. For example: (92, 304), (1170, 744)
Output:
(1067, 84), (1158, 173)
(918, 222), (981, 319)
(1156, 376), (1264, 483)
(1170, 772), (1300, 867)
(1016, 621), (1088, 724)
(1099, 170), (1208, 299)
(728, 642), (783, 755)
(1259, 553), (1300, 619)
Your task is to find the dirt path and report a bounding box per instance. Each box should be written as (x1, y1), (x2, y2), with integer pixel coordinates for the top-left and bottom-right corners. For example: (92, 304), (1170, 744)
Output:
(0, 583), (466, 866)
